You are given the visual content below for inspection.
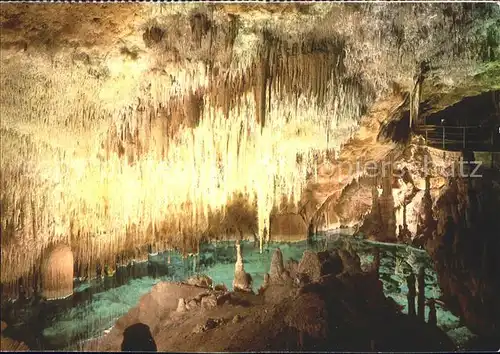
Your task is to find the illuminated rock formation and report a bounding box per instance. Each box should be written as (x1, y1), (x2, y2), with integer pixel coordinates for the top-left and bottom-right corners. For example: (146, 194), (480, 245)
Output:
(41, 244), (74, 300)
(269, 248), (286, 284)
(0, 2), (498, 294)
(232, 241), (252, 292)
(270, 214), (308, 242)
(378, 160), (397, 241)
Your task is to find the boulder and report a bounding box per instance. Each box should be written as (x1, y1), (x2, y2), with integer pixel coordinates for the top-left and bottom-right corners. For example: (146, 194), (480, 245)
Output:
(214, 283), (228, 292)
(337, 249), (362, 274)
(0, 336), (29, 351)
(297, 250), (344, 282)
(297, 251), (322, 282)
(121, 323), (157, 352)
(113, 282), (207, 334)
(185, 274), (213, 289)
(176, 298), (187, 312)
(201, 294), (217, 310)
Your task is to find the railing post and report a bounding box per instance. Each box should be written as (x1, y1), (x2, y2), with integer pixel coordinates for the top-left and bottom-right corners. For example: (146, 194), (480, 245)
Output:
(442, 126), (446, 150)
(463, 127), (466, 149)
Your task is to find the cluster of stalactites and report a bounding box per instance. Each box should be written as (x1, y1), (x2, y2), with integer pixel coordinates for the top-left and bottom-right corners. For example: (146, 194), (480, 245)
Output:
(0, 31), (371, 285)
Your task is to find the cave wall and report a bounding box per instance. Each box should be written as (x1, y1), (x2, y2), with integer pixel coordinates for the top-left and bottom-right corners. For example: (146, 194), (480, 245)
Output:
(0, 3), (499, 287)
(428, 161), (500, 337)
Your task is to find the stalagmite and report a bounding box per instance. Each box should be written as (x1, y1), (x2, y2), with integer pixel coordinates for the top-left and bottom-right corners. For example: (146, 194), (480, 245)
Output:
(41, 244), (74, 300)
(417, 266), (426, 321)
(176, 298), (187, 313)
(379, 159), (397, 241)
(232, 241), (252, 292)
(373, 248), (380, 279)
(406, 271), (416, 317)
(269, 248), (285, 283)
(258, 273), (270, 295)
(427, 299), (437, 326)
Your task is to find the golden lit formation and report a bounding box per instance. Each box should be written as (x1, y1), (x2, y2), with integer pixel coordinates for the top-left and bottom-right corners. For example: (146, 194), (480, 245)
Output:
(0, 34), (367, 285)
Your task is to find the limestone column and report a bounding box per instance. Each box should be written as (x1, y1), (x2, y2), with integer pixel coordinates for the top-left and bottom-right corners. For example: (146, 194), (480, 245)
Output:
(427, 299), (437, 326)
(41, 244), (74, 300)
(373, 248), (380, 279)
(379, 159), (397, 241)
(417, 266), (426, 321)
(406, 272), (416, 317)
(233, 241), (252, 292)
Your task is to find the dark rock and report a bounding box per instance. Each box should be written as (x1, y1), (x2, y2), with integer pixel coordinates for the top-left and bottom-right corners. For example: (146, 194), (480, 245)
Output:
(298, 250), (346, 283)
(297, 251), (322, 282)
(143, 27), (165, 47)
(429, 171), (500, 337)
(216, 292), (231, 306)
(337, 249), (362, 274)
(318, 250), (344, 276)
(194, 318), (226, 333)
(214, 283), (227, 292)
(121, 323), (157, 352)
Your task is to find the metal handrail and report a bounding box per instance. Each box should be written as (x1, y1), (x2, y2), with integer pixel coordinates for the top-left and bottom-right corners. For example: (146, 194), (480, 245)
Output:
(414, 124), (499, 151)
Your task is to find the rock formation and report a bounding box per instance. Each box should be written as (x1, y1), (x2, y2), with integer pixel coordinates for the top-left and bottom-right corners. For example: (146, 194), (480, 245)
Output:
(41, 244), (74, 300)
(185, 274), (213, 289)
(297, 249), (345, 283)
(417, 266), (426, 321)
(121, 323), (157, 352)
(1, 3), (498, 292)
(336, 249), (361, 275)
(427, 299), (437, 326)
(378, 161), (398, 241)
(0, 321), (29, 351)
(415, 175), (437, 247)
(428, 162), (500, 339)
(359, 159), (398, 242)
(269, 248), (288, 284)
(406, 272), (416, 317)
(232, 241), (252, 292)
(86, 248), (455, 352)
(176, 298), (188, 313)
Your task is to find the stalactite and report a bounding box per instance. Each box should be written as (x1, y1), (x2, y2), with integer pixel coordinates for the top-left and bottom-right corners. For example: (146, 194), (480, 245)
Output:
(1, 27), (371, 288)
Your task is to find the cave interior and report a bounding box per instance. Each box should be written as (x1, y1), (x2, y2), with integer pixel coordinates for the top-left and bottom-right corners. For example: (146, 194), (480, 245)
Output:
(0, 2), (499, 352)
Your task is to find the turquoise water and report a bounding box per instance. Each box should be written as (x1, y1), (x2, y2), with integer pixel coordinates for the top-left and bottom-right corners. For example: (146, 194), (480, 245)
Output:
(1, 231), (475, 350)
